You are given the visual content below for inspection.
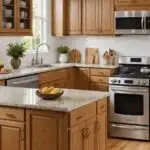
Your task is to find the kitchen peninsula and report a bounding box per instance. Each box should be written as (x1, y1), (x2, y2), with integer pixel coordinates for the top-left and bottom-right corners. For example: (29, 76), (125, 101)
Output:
(0, 86), (108, 150)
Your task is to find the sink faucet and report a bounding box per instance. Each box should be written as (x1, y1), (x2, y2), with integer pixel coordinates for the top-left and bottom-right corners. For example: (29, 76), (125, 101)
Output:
(33, 43), (50, 65)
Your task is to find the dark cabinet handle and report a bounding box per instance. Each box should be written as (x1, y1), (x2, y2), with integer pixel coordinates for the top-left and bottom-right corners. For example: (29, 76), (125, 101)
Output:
(6, 114), (16, 119)
(83, 128), (90, 138)
(76, 116), (83, 121)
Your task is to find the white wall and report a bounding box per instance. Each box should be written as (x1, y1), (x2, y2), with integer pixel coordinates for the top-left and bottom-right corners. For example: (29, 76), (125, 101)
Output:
(57, 35), (150, 64)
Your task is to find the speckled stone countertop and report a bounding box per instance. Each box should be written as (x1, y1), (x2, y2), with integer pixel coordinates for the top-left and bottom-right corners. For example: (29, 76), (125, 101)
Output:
(0, 86), (108, 112)
(0, 63), (118, 80)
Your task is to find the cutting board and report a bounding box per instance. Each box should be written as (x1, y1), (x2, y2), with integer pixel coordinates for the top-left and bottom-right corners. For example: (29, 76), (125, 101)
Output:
(85, 48), (99, 64)
(68, 49), (81, 63)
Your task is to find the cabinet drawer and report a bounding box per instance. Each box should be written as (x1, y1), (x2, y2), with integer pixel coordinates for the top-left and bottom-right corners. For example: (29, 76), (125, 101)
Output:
(97, 98), (107, 115)
(70, 102), (96, 127)
(91, 68), (111, 76)
(0, 80), (5, 85)
(90, 76), (109, 83)
(39, 69), (68, 84)
(90, 83), (108, 91)
(0, 107), (24, 121)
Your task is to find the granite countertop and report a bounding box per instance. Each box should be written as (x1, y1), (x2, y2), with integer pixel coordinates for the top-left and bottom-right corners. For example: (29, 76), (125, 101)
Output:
(0, 86), (108, 112)
(0, 63), (118, 80)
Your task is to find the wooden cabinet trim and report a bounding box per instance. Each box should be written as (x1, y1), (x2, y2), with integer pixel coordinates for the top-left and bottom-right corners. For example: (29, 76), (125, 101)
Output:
(70, 102), (96, 127)
(0, 107), (25, 122)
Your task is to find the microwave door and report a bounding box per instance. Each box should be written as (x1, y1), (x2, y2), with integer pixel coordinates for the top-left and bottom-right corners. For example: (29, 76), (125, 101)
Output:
(115, 11), (144, 34)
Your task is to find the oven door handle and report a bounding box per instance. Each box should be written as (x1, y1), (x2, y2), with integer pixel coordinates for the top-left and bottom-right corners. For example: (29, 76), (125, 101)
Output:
(111, 89), (148, 94)
(112, 124), (147, 130)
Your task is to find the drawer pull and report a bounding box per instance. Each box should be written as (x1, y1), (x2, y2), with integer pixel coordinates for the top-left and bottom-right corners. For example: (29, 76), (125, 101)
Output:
(76, 116), (83, 121)
(83, 128), (90, 138)
(6, 114), (16, 119)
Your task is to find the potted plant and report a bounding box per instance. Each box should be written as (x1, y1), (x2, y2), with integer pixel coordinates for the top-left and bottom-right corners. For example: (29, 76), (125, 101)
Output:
(6, 42), (27, 69)
(57, 46), (69, 63)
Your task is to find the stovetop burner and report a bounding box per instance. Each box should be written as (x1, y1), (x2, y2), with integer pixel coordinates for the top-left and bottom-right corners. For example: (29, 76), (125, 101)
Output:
(113, 72), (150, 78)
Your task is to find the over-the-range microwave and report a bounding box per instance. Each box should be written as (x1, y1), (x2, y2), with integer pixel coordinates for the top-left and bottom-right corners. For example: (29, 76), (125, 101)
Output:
(115, 11), (150, 35)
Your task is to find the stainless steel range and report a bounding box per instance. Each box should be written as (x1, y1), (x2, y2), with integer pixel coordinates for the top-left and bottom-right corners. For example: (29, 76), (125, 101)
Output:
(109, 56), (150, 140)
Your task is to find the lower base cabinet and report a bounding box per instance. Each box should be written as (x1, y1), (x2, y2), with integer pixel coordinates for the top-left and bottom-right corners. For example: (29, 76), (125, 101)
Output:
(26, 110), (65, 150)
(0, 120), (24, 150)
(70, 112), (107, 150)
(0, 99), (107, 150)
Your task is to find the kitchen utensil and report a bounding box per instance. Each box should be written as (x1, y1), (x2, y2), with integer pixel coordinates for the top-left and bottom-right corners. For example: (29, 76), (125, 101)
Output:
(68, 49), (81, 63)
(4, 0), (12, 5)
(5, 22), (12, 28)
(36, 90), (64, 100)
(85, 48), (99, 64)
(140, 67), (150, 74)
(4, 9), (12, 17)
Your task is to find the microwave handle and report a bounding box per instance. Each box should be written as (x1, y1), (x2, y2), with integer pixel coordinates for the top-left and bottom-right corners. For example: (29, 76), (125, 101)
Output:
(141, 17), (144, 30)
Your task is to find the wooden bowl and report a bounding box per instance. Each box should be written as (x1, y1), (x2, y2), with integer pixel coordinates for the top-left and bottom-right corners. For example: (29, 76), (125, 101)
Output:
(36, 90), (64, 100)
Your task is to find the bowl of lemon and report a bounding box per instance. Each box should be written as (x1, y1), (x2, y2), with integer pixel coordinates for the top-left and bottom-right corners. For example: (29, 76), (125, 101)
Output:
(36, 87), (64, 100)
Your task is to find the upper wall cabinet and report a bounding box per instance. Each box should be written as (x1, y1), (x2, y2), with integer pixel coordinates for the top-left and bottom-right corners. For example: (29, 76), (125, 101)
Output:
(82, 0), (114, 35)
(68, 0), (82, 35)
(0, 0), (32, 36)
(51, 0), (114, 36)
(82, 0), (99, 35)
(51, 0), (68, 36)
(115, 0), (150, 6)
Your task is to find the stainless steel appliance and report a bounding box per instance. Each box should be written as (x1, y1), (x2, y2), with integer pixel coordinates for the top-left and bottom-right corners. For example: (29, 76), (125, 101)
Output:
(6, 75), (38, 88)
(115, 11), (150, 34)
(109, 56), (150, 140)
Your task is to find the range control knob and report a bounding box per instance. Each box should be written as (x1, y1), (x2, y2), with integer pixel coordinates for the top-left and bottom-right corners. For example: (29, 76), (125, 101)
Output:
(117, 80), (121, 84)
(143, 81), (147, 86)
(111, 79), (117, 84)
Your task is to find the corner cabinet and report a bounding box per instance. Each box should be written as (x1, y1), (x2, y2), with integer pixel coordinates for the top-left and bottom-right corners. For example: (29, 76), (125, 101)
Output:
(0, 0), (32, 36)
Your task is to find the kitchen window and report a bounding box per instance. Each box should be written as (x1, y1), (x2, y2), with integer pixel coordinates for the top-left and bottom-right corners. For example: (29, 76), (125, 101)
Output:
(24, 0), (47, 52)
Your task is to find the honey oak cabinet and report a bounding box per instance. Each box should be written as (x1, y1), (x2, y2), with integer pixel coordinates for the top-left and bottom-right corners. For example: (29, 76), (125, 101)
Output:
(115, 0), (150, 6)
(76, 68), (90, 90)
(0, 121), (24, 150)
(68, 0), (82, 35)
(0, 0), (32, 35)
(82, 0), (99, 35)
(82, 0), (114, 35)
(38, 69), (68, 89)
(70, 117), (96, 150)
(51, 0), (68, 36)
(0, 80), (5, 86)
(26, 110), (66, 150)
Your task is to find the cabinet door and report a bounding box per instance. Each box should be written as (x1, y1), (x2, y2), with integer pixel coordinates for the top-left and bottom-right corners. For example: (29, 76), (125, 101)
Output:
(0, 120), (24, 150)
(84, 117), (96, 150)
(95, 113), (107, 150)
(54, 79), (66, 88)
(70, 122), (86, 150)
(82, 0), (99, 34)
(0, 0), (17, 33)
(26, 110), (63, 150)
(101, 0), (114, 34)
(66, 68), (76, 89)
(76, 68), (89, 90)
(17, 0), (32, 34)
(68, 0), (81, 35)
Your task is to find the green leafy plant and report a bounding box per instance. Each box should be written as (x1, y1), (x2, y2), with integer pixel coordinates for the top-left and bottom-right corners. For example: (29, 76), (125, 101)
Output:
(6, 42), (27, 59)
(56, 46), (69, 54)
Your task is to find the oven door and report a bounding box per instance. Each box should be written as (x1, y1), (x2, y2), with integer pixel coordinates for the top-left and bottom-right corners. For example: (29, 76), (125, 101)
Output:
(109, 85), (149, 125)
(115, 11), (145, 34)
